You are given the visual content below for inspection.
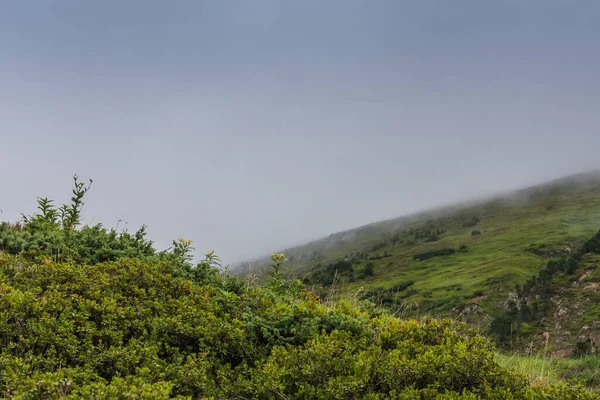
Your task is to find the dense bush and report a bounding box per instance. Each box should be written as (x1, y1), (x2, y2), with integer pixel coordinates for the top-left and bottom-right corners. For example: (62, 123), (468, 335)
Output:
(411, 227), (446, 243)
(367, 251), (392, 261)
(573, 339), (597, 358)
(0, 176), (182, 267)
(413, 248), (456, 261)
(304, 259), (355, 285)
(362, 280), (416, 306)
(364, 262), (375, 277)
(0, 253), (593, 399)
(582, 230), (600, 254)
(463, 216), (481, 228)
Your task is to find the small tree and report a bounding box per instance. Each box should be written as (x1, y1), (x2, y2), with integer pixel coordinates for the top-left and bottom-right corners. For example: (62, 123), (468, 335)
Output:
(61, 175), (93, 231)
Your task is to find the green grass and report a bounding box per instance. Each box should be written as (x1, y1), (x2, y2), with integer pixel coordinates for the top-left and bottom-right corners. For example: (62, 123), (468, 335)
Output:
(495, 353), (560, 387)
(496, 353), (600, 392)
(244, 173), (600, 311)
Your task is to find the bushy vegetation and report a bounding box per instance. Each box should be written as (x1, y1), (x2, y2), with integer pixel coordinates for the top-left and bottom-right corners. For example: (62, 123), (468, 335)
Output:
(490, 230), (600, 349)
(462, 216), (481, 228)
(0, 176), (171, 267)
(413, 248), (456, 261)
(0, 253), (595, 399)
(412, 229), (445, 243)
(304, 259), (355, 286)
(362, 280), (417, 307)
(0, 176), (597, 398)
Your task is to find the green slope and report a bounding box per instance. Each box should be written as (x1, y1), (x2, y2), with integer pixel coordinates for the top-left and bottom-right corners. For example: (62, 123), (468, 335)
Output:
(239, 171), (600, 325)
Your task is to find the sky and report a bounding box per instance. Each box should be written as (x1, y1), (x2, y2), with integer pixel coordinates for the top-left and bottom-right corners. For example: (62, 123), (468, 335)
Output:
(1, 1), (600, 264)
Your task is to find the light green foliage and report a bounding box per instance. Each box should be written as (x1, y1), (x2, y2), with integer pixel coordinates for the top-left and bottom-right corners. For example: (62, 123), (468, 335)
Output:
(0, 253), (594, 398)
(0, 174), (598, 398)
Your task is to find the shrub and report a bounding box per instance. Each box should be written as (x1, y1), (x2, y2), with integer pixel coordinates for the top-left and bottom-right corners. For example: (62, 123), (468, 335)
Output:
(364, 262), (375, 277)
(582, 230), (600, 254)
(573, 338), (597, 358)
(463, 216), (480, 228)
(413, 248), (456, 261)
(0, 254), (594, 398)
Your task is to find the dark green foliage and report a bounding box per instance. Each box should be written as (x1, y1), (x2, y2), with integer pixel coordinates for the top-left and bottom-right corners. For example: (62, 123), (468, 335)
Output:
(413, 248), (456, 261)
(582, 230), (600, 254)
(573, 339), (597, 358)
(472, 229), (482, 236)
(370, 241), (387, 252)
(463, 216), (481, 228)
(0, 221), (166, 265)
(363, 280), (416, 307)
(305, 259), (355, 285)
(21, 175), (93, 233)
(411, 226), (446, 243)
(526, 243), (573, 258)
(364, 262), (375, 277)
(0, 176), (176, 267)
(367, 250), (392, 261)
(391, 280), (415, 292)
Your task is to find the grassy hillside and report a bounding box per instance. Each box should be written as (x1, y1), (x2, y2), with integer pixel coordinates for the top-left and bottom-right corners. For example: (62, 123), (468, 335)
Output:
(237, 171), (600, 354)
(1, 176), (596, 398)
(2, 174), (600, 397)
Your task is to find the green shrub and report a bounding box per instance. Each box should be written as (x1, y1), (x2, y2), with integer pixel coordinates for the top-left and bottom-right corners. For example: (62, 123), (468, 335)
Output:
(413, 248), (456, 261)
(364, 262), (375, 277)
(463, 216), (480, 228)
(0, 253), (592, 398)
(573, 339), (597, 359)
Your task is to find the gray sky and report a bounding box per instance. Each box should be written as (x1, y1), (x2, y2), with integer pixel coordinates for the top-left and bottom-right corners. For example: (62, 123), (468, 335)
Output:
(2, 1), (600, 264)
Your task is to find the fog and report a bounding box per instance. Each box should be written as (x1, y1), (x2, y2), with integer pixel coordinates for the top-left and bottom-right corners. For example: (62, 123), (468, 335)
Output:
(1, 1), (600, 264)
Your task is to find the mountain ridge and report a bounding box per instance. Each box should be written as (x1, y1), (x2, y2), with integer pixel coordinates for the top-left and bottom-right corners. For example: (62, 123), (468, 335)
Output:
(234, 168), (600, 274)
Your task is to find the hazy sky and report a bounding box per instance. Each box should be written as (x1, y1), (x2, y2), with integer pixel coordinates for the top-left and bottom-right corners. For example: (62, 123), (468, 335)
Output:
(2, 1), (600, 264)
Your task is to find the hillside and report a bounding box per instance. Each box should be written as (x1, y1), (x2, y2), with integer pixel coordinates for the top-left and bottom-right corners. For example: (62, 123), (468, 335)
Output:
(237, 171), (600, 355)
(1, 176), (596, 398)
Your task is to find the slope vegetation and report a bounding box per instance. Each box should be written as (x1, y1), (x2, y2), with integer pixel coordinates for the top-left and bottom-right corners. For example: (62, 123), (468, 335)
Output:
(0, 175), (597, 398)
(238, 171), (600, 354)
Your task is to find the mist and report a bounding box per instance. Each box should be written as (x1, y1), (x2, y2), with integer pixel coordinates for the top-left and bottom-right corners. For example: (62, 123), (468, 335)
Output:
(1, 1), (600, 264)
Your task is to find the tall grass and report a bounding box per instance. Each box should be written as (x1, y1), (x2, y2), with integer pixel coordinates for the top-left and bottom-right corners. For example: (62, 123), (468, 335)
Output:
(496, 353), (600, 392)
(496, 353), (558, 387)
